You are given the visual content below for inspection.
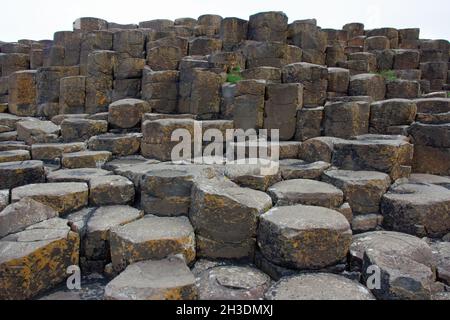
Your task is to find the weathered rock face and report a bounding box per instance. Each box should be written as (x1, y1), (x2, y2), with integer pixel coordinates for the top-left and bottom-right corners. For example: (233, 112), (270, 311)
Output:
(110, 215), (196, 272)
(349, 74), (386, 101)
(196, 264), (272, 300)
(323, 101), (370, 138)
(266, 274), (375, 300)
(370, 99), (417, 134)
(350, 231), (435, 300)
(61, 118), (108, 142)
(0, 160), (45, 189)
(258, 205), (352, 270)
(381, 182), (450, 237)
(108, 98), (151, 129)
(104, 257), (197, 300)
(268, 179), (344, 208)
(190, 179), (272, 260)
(0, 218), (79, 300)
(431, 242), (450, 285)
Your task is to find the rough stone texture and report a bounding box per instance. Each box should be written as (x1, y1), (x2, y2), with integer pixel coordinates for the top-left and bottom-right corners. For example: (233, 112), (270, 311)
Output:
(0, 218), (79, 300)
(110, 215), (196, 272)
(248, 11), (287, 43)
(431, 242), (450, 285)
(258, 205), (352, 269)
(62, 150), (112, 169)
(89, 175), (135, 206)
(279, 160), (331, 180)
(61, 118), (108, 142)
(349, 74), (386, 101)
(11, 182), (88, 214)
(47, 168), (111, 183)
(104, 257), (197, 300)
(108, 98), (151, 129)
(224, 162), (282, 192)
(0, 198), (58, 238)
(323, 101), (370, 138)
(0, 150), (30, 163)
(381, 182), (450, 238)
(0, 160), (45, 189)
(323, 170), (391, 215)
(350, 231), (435, 300)
(370, 99), (417, 134)
(266, 274), (374, 300)
(196, 264), (271, 300)
(8, 71), (37, 116)
(31, 142), (86, 162)
(88, 133), (141, 157)
(16, 120), (60, 145)
(268, 179), (344, 208)
(190, 179), (272, 260)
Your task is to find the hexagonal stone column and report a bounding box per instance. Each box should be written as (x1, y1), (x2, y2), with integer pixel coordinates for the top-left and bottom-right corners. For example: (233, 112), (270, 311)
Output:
(0, 218), (79, 300)
(0, 160), (45, 189)
(104, 256), (197, 300)
(258, 205), (352, 270)
(11, 182), (88, 214)
(265, 274), (374, 300)
(110, 215), (196, 272)
(89, 175), (135, 207)
(268, 179), (344, 208)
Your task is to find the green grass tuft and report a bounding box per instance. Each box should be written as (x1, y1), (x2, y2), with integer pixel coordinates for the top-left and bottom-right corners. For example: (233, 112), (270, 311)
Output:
(227, 66), (243, 84)
(376, 70), (398, 81)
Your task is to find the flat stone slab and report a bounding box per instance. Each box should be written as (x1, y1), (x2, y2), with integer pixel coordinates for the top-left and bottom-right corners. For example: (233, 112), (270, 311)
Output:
(268, 179), (344, 208)
(431, 242), (450, 285)
(322, 170), (391, 215)
(11, 182), (89, 214)
(350, 231), (435, 300)
(88, 133), (142, 156)
(62, 151), (112, 169)
(89, 175), (135, 206)
(0, 141), (30, 152)
(280, 160), (331, 180)
(258, 205), (352, 270)
(0, 218), (79, 300)
(0, 160), (45, 189)
(196, 264), (272, 300)
(104, 257), (197, 300)
(16, 120), (60, 145)
(110, 215), (196, 272)
(0, 198), (58, 238)
(381, 182), (450, 237)
(0, 150), (30, 163)
(265, 273), (375, 300)
(84, 206), (143, 261)
(47, 168), (112, 183)
(0, 190), (9, 211)
(190, 178), (272, 260)
(224, 161), (282, 191)
(31, 142), (86, 161)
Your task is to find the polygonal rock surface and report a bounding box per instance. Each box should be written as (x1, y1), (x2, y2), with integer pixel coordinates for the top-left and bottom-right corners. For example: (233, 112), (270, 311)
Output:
(110, 215), (196, 272)
(104, 257), (197, 300)
(0, 198), (58, 238)
(322, 170), (391, 215)
(0, 160), (45, 189)
(350, 231), (435, 300)
(47, 168), (111, 183)
(16, 120), (60, 145)
(224, 161), (281, 191)
(0, 218), (79, 300)
(268, 179), (344, 208)
(258, 205), (352, 269)
(280, 160), (331, 180)
(190, 179), (272, 260)
(0, 150), (30, 163)
(61, 119), (108, 142)
(62, 150), (112, 169)
(108, 99), (150, 129)
(11, 182), (88, 214)
(431, 242), (450, 285)
(89, 175), (135, 206)
(88, 133), (141, 156)
(31, 142), (86, 161)
(84, 206), (143, 261)
(265, 273), (375, 300)
(196, 265), (272, 300)
(381, 183), (450, 237)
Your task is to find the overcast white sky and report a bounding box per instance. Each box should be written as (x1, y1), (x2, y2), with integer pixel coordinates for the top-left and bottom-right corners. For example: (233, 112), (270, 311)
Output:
(0, 0), (449, 42)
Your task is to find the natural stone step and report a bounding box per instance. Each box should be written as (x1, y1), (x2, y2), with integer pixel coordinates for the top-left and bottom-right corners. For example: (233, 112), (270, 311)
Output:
(88, 133), (141, 156)
(265, 273), (375, 300)
(350, 231), (435, 300)
(31, 142), (86, 161)
(61, 150), (112, 169)
(279, 159), (331, 180)
(47, 168), (112, 183)
(0, 160), (45, 189)
(89, 175), (135, 206)
(0, 218), (79, 300)
(0, 149), (30, 163)
(267, 179), (344, 208)
(0, 198), (58, 238)
(104, 256), (197, 300)
(196, 264), (272, 300)
(110, 215), (196, 272)
(258, 205), (352, 270)
(190, 178), (272, 260)
(11, 182), (89, 214)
